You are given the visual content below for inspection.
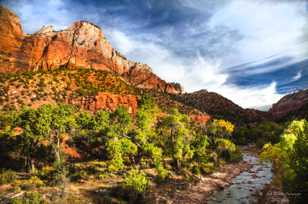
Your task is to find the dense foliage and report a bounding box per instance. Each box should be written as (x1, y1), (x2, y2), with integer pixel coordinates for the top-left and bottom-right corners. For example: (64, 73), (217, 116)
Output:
(233, 121), (284, 147)
(0, 96), (240, 202)
(260, 119), (308, 202)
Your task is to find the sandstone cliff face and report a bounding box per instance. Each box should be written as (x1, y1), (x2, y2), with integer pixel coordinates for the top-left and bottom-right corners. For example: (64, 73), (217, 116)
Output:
(0, 6), (181, 94)
(0, 5), (24, 72)
(270, 89), (308, 120)
(67, 92), (138, 114)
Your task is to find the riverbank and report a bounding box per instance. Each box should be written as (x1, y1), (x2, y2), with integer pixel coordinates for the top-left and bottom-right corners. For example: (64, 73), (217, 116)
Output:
(149, 145), (281, 204)
(149, 158), (251, 203)
(207, 153), (273, 203)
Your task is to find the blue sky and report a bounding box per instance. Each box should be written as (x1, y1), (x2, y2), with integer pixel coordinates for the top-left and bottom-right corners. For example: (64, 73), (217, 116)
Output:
(2, 0), (308, 108)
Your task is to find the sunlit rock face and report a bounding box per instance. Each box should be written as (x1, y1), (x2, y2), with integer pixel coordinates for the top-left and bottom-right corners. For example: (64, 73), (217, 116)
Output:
(0, 6), (182, 95)
(0, 5), (24, 72)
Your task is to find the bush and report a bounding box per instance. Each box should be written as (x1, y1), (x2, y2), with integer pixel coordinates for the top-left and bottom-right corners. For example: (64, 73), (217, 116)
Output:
(260, 120), (308, 202)
(123, 169), (150, 193)
(68, 161), (108, 182)
(13, 176), (44, 190)
(213, 119), (235, 135)
(215, 138), (242, 162)
(0, 169), (17, 184)
(106, 137), (138, 172)
(156, 164), (169, 182)
(11, 191), (45, 204)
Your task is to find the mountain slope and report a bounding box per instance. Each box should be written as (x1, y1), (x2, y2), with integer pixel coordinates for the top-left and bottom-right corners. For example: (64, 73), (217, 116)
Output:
(0, 68), (205, 117)
(270, 89), (308, 121)
(174, 90), (269, 124)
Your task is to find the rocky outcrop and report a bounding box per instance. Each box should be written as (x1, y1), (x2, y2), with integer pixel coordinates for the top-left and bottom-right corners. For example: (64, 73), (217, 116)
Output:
(190, 114), (211, 124)
(270, 89), (308, 121)
(68, 92), (138, 114)
(0, 6), (182, 94)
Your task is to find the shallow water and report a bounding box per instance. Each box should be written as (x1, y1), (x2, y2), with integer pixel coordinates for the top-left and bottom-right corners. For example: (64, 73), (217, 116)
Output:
(207, 153), (272, 204)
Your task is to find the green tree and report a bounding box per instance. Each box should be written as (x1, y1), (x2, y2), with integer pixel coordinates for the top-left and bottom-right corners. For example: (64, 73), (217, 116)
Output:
(106, 107), (136, 171)
(76, 111), (94, 130)
(157, 109), (193, 170)
(289, 120), (308, 197)
(50, 104), (77, 166)
(17, 105), (53, 172)
(72, 110), (110, 159)
(108, 106), (132, 138)
(260, 120), (308, 198)
(93, 110), (110, 132)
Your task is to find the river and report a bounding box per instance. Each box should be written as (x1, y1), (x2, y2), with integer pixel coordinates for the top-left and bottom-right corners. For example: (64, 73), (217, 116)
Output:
(207, 152), (273, 204)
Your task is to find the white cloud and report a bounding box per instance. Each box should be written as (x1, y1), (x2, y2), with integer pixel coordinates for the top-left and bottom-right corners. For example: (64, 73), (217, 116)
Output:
(229, 50), (307, 76)
(110, 30), (283, 109)
(209, 0), (307, 68)
(292, 71), (302, 81)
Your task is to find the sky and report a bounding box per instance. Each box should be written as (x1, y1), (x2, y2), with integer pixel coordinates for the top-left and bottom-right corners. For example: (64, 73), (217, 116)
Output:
(2, 0), (308, 109)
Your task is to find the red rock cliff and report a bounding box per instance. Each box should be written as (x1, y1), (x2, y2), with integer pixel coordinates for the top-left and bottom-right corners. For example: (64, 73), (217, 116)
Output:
(0, 6), (182, 94)
(67, 92), (138, 114)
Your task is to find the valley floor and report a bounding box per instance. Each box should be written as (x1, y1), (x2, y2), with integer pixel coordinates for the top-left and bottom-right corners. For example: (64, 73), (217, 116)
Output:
(0, 162), (249, 204)
(1, 147), (289, 204)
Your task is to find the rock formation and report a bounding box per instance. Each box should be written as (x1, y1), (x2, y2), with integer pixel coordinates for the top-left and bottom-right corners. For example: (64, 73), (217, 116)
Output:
(67, 92), (138, 114)
(0, 5), (182, 94)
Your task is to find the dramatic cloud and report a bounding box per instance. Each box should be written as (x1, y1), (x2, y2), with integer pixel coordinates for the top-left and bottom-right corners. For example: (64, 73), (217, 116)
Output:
(109, 30), (283, 108)
(2, 0), (308, 109)
(209, 0), (306, 66)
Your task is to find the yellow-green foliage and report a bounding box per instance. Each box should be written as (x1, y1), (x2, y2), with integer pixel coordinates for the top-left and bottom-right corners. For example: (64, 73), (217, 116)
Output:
(123, 169), (150, 193)
(10, 191), (46, 204)
(280, 120), (305, 151)
(13, 176), (45, 190)
(157, 108), (193, 169)
(215, 138), (242, 162)
(213, 119), (235, 135)
(216, 138), (236, 152)
(107, 137), (138, 172)
(0, 169), (17, 184)
(260, 119), (308, 192)
(0, 98), (245, 200)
